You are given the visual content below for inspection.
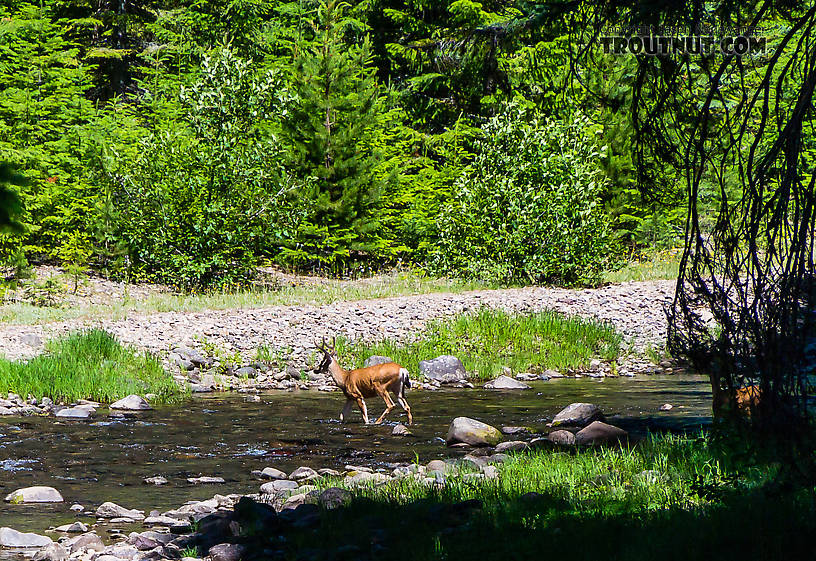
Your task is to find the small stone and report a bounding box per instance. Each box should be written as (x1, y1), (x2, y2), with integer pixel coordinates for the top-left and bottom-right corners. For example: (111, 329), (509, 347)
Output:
(426, 460), (448, 472)
(494, 440), (529, 453)
(95, 502), (145, 521)
(64, 532), (104, 554)
(109, 395), (152, 411)
(187, 476), (225, 484)
(209, 543), (246, 561)
(143, 476), (168, 485)
(288, 466), (318, 481)
(69, 504), (84, 512)
(659, 403), (673, 411)
(344, 465), (373, 473)
(5, 486), (63, 503)
(54, 522), (88, 533)
(500, 426), (530, 435)
(484, 375), (530, 390)
(260, 480), (299, 493)
(482, 465), (500, 479)
(318, 487), (352, 509)
(547, 430), (576, 446)
(33, 543), (67, 561)
(259, 467), (287, 480)
(391, 424), (411, 436)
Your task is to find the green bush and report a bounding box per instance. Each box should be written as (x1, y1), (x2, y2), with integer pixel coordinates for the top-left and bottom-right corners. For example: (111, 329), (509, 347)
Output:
(104, 48), (297, 289)
(430, 105), (613, 285)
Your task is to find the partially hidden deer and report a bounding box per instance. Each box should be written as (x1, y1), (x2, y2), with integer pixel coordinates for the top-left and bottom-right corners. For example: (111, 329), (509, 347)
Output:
(710, 375), (761, 419)
(314, 337), (413, 425)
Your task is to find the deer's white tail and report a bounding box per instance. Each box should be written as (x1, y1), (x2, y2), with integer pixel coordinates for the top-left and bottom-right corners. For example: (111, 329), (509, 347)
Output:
(399, 367), (411, 389)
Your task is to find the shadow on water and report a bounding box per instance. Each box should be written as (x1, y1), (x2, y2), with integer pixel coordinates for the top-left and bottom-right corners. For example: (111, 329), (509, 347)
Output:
(0, 374), (712, 534)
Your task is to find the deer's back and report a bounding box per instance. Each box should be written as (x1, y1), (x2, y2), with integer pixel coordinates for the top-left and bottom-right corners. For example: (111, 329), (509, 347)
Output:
(344, 362), (404, 397)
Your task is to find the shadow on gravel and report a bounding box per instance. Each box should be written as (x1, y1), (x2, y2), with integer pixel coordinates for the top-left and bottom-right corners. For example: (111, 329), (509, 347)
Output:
(175, 481), (815, 561)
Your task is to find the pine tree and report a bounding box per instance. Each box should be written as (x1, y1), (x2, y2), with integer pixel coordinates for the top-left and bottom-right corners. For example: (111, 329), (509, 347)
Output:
(280, 0), (388, 274)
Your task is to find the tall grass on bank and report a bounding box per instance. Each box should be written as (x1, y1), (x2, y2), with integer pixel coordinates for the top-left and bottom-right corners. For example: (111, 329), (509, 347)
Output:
(337, 307), (623, 380)
(0, 329), (182, 404)
(286, 434), (809, 561)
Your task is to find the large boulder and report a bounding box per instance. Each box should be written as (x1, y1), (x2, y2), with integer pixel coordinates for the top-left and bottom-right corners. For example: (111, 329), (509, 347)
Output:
(484, 375), (530, 390)
(0, 527), (52, 548)
(419, 355), (467, 383)
(5, 486), (63, 503)
(550, 403), (604, 427)
(64, 533), (105, 555)
(446, 417), (502, 447)
(574, 421), (628, 446)
(109, 395), (151, 411)
(95, 502), (145, 520)
(364, 355), (393, 368)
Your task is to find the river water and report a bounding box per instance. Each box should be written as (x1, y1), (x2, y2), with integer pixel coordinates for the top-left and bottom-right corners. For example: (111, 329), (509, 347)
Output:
(0, 374), (712, 536)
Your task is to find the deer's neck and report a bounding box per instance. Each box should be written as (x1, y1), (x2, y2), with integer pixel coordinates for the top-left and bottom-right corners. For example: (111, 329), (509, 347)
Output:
(328, 359), (348, 388)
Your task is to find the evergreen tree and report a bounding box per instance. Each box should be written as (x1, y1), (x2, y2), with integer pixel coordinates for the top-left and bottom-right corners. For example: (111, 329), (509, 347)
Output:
(279, 0), (389, 273)
(0, 162), (24, 232)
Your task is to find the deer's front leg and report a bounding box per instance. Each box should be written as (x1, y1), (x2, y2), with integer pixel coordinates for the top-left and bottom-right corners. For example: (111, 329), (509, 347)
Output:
(340, 398), (354, 423)
(356, 397), (369, 424)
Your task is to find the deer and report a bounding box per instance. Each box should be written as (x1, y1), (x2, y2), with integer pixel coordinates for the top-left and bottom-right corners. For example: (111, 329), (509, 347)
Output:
(314, 337), (413, 425)
(710, 377), (762, 419)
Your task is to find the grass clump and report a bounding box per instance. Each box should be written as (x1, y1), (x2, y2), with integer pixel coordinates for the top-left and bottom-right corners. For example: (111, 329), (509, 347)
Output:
(337, 307), (623, 380)
(0, 329), (182, 404)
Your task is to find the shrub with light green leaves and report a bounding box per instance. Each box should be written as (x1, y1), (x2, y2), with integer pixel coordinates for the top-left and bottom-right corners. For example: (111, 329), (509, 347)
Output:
(431, 105), (613, 285)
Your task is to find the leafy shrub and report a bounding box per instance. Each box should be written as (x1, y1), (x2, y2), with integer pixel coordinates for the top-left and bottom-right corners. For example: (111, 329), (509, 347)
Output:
(431, 105), (613, 285)
(103, 48), (298, 289)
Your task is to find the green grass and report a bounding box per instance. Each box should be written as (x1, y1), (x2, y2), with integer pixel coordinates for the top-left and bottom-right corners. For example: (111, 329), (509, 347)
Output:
(0, 270), (492, 325)
(0, 329), (183, 404)
(274, 434), (814, 561)
(337, 307), (623, 381)
(603, 249), (681, 283)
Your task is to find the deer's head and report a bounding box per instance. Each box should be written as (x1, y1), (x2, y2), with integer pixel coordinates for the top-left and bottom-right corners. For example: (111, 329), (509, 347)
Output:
(314, 336), (338, 374)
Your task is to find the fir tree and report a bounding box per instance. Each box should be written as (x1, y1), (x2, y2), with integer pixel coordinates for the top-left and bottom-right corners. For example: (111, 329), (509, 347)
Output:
(280, 0), (388, 274)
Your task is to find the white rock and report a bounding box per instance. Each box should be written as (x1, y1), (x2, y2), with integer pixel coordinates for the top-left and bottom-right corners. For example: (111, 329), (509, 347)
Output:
(109, 395), (151, 411)
(5, 486), (64, 503)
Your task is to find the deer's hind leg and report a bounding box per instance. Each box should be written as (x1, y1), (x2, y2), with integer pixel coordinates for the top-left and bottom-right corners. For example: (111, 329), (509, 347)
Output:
(374, 387), (396, 424)
(396, 395), (412, 425)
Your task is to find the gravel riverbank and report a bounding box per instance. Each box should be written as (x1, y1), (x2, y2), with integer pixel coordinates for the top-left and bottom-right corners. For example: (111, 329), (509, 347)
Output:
(0, 281), (675, 364)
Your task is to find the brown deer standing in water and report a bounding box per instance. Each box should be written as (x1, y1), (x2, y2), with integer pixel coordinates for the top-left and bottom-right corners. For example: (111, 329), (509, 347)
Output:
(314, 337), (413, 425)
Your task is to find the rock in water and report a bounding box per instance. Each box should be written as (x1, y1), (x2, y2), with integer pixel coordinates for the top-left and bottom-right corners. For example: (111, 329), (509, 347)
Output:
(33, 542), (68, 561)
(391, 423), (411, 436)
(109, 395), (152, 411)
(484, 375), (531, 390)
(209, 543), (246, 561)
(260, 480), (298, 493)
(549, 403), (604, 427)
(5, 486), (63, 503)
(547, 430), (576, 446)
(95, 502), (145, 520)
(0, 527), (53, 548)
(574, 421), (628, 446)
(363, 355), (393, 367)
(419, 355), (467, 384)
(259, 467), (287, 480)
(55, 407), (95, 419)
(446, 417), (502, 447)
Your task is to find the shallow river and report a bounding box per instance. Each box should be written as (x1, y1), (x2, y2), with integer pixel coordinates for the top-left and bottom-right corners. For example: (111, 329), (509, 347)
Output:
(0, 374), (712, 536)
